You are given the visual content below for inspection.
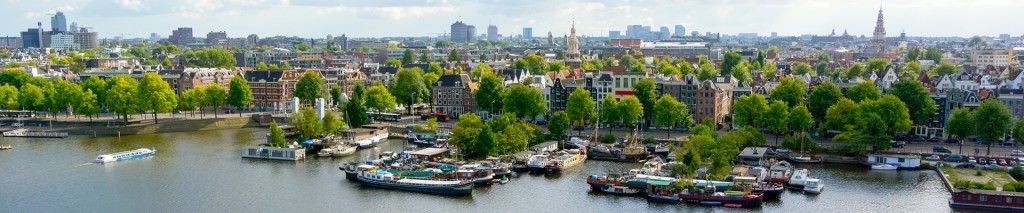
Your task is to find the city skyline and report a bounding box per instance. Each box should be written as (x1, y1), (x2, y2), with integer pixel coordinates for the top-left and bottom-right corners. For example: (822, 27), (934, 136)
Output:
(2, 0), (1023, 39)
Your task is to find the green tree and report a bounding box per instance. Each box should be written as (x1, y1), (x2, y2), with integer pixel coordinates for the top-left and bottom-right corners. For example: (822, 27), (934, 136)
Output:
(789, 105), (813, 150)
(524, 54), (546, 75)
(867, 58), (890, 73)
(697, 59), (718, 81)
(322, 110), (344, 135)
(618, 55), (636, 69)
(766, 100), (789, 144)
(0, 70), (32, 88)
(0, 84), (17, 109)
(599, 94), (619, 133)
(904, 61), (922, 76)
(548, 61), (566, 71)
(889, 80), (937, 125)
(678, 60), (695, 76)
(204, 84), (227, 118)
(906, 48), (922, 62)
(770, 77), (807, 107)
(295, 44), (311, 52)
(136, 72), (178, 123)
(974, 99), (1012, 156)
(632, 78), (657, 128)
(845, 63), (865, 79)
(435, 40), (452, 48)
(720, 52), (742, 76)
(654, 94), (690, 137)
(290, 107), (322, 140)
(448, 50), (462, 62)
(790, 62), (813, 75)
(451, 113), (484, 155)
(281, 61), (292, 69)
(105, 75), (139, 123)
(77, 89), (100, 121)
(731, 61), (751, 84)
(19, 84), (46, 112)
(402, 49), (415, 65)
(946, 107), (975, 154)
(343, 91), (369, 128)
(227, 76), (253, 116)
(419, 51), (431, 63)
(385, 59), (402, 67)
(187, 48), (236, 68)
(732, 93), (769, 128)
(364, 84), (397, 115)
(330, 85), (343, 107)
(390, 68), (428, 114)
(824, 98), (859, 132)
(815, 62), (832, 78)
(924, 47), (943, 62)
(618, 96), (644, 128)
(1013, 119), (1024, 144)
(268, 120), (286, 147)
(548, 111), (570, 141)
(934, 62), (961, 76)
(566, 88), (596, 133)
(472, 63), (492, 80)
(807, 81), (842, 123)
(294, 71), (327, 105)
(847, 81), (881, 102)
(268, 64), (279, 69)
(80, 76), (107, 104)
(475, 74), (504, 112)
(859, 94), (913, 134)
(502, 84), (547, 120)
(180, 86), (205, 117)
(162, 58), (173, 67)
(428, 62), (443, 74)
(470, 125), (496, 159)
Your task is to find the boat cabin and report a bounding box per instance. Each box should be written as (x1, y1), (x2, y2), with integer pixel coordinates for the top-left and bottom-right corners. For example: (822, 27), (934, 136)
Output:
(950, 189), (1024, 211)
(241, 147), (306, 161)
(738, 147), (769, 166)
(410, 148), (449, 161)
(866, 154), (921, 169)
(531, 141), (559, 152)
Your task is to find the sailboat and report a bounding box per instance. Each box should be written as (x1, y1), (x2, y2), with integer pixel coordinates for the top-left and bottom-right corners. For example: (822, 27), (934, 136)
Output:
(788, 131), (821, 163)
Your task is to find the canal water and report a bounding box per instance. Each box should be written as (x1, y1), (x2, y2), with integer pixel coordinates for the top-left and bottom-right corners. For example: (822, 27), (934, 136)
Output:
(1, 128), (953, 212)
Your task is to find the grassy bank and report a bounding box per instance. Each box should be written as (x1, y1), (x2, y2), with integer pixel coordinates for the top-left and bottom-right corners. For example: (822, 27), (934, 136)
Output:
(940, 166), (1016, 191)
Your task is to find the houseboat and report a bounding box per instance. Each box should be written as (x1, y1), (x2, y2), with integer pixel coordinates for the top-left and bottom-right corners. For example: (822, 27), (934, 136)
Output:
(544, 149), (586, 174)
(866, 154), (921, 169)
(677, 185), (764, 208)
(949, 189), (1024, 211)
(454, 167), (497, 186)
(766, 160), (794, 183)
(788, 169), (810, 188)
(526, 153), (551, 172)
(95, 148), (157, 163)
(803, 178), (824, 194)
(241, 146), (305, 161)
(587, 142), (648, 162)
(354, 165), (473, 196)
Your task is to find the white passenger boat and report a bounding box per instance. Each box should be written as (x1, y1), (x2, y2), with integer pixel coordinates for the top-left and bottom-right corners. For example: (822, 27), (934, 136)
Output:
(95, 148), (157, 163)
(788, 169), (810, 187)
(803, 178), (824, 194)
(871, 163), (899, 170)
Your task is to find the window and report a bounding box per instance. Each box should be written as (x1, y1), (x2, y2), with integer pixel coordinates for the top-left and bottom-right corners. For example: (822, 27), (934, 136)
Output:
(980, 195), (987, 202)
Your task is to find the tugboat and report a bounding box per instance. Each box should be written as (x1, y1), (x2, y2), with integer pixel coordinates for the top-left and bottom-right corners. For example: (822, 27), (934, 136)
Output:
(543, 148), (586, 174)
(353, 165), (473, 196)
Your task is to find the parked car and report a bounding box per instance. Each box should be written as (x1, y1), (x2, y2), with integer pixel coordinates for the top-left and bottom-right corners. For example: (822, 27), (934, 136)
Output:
(933, 146), (952, 153)
(989, 159), (998, 165)
(928, 137), (941, 143)
(977, 158), (988, 165)
(924, 155), (941, 161)
(998, 159), (1008, 166)
(944, 138), (960, 144)
(1012, 150), (1024, 157)
(912, 135), (927, 142)
(957, 163), (976, 168)
(1001, 140), (1017, 146)
(11, 123), (23, 127)
(944, 155), (964, 162)
(890, 140), (906, 148)
(969, 157), (976, 163)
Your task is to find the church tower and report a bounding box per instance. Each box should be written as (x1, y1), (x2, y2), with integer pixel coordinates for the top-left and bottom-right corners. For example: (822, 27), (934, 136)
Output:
(870, 6), (887, 56)
(565, 18), (583, 70)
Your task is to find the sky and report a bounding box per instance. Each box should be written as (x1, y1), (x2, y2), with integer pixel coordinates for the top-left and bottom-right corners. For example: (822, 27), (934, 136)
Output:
(2, 0), (1022, 39)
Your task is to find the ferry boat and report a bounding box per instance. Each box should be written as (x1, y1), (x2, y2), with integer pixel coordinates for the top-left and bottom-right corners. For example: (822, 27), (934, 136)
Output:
(543, 149), (586, 174)
(95, 148), (157, 163)
(766, 160), (794, 183)
(354, 165), (473, 196)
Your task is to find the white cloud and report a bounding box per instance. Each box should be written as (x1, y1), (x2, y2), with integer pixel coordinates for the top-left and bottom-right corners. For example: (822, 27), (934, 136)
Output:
(115, 0), (147, 11)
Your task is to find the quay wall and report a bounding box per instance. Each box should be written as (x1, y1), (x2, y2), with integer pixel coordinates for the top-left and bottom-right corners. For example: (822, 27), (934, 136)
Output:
(66, 117), (260, 136)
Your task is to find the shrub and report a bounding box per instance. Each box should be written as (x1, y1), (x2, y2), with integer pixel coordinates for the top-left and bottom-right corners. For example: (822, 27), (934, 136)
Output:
(1005, 183), (1018, 192)
(600, 134), (616, 144)
(976, 170), (983, 176)
(780, 134), (818, 153)
(643, 137), (657, 144)
(1010, 166), (1024, 180)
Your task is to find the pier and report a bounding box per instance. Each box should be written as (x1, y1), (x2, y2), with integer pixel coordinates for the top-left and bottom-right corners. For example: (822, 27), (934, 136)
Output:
(0, 144), (11, 150)
(2, 129), (69, 138)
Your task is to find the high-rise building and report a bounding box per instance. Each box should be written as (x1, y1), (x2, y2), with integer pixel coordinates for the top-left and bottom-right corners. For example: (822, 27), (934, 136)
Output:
(487, 25), (498, 41)
(450, 21), (475, 43)
(169, 27), (194, 45)
(660, 26), (670, 37)
(522, 28), (533, 39)
(0, 37), (21, 49)
(69, 22), (78, 33)
(332, 34), (348, 50)
(674, 25), (685, 37)
(247, 34), (260, 46)
(626, 25), (645, 38)
(771, 32), (778, 38)
(150, 33), (161, 41)
(609, 31), (621, 38)
(51, 11), (67, 32)
(74, 28), (99, 50)
(49, 33), (78, 50)
(869, 6), (887, 55)
(20, 28), (43, 48)
(207, 31), (228, 45)
(691, 31), (699, 37)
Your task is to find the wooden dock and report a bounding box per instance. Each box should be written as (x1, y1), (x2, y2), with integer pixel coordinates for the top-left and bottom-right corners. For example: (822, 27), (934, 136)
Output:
(0, 144), (11, 150)
(2, 129), (69, 138)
